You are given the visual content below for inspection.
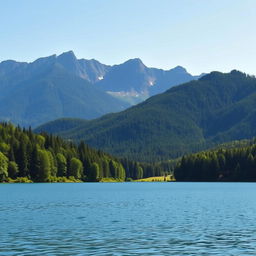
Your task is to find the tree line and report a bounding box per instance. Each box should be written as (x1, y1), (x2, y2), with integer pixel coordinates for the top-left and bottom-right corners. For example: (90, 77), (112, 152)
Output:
(0, 123), (170, 182)
(174, 139), (256, 181)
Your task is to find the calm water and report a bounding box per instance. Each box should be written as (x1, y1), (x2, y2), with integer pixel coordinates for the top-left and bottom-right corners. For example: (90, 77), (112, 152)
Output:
(0, 182), (256, 255)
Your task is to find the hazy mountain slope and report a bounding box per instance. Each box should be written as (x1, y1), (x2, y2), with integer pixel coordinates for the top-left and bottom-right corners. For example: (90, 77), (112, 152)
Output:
(148, 66), (198, 96)
(56, 51), (110, 82)
(97, 58), (155, 93)
(0, 64), (129, 127)
(96, 58), (200, 101)
(0, 52), (130, 127)
(36, 118), (88, 134)
(36, 70), (256, 161)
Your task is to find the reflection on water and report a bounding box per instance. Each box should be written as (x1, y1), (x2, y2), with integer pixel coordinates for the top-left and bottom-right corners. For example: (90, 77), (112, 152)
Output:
(0, 182), (256, 255)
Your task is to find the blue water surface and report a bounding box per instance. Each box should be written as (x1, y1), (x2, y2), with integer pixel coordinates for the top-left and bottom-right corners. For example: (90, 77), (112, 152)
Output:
(0, 182), (256, 255)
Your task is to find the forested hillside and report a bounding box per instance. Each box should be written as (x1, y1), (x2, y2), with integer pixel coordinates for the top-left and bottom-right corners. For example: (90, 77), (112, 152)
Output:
(36, 70), (256, 162)
(0, 123), (169, 182)
(174, 138), (256, 181)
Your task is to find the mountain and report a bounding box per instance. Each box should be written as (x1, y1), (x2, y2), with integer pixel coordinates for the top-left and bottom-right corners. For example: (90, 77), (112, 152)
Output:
(96, 59), (201, 104)
(57, 51), (111, 83)
(0, 51), (201, 126)
(97, 58), (153, 93)
(0, 52), (129, 127)
(54, 52), (201, 98)
(36, 70), (256, 162)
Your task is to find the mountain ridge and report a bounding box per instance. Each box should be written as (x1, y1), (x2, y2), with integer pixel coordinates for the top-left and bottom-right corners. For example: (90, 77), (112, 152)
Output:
(0, 55), (129, 127)
(0, 51), (202, 127)
(1, 50), (202, 99)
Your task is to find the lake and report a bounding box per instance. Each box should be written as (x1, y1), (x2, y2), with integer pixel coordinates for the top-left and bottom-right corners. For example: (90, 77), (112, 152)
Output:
(0, 182), (256, 255)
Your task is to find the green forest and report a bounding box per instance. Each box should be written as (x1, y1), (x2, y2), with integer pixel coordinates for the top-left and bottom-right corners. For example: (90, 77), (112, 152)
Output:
(174, 138), (256, 181)
(2, 121), (256, 182)
(0, 122), (170, 183)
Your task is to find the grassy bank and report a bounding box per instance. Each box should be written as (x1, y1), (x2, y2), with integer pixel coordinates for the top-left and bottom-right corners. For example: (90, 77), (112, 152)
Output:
(6, 176), (81, 183)
(99, 178), (124, 182)
(134, 175), (175, 182)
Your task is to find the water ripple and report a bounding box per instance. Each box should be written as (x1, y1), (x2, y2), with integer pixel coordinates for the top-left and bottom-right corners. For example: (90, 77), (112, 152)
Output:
(0, 183), (256, 255)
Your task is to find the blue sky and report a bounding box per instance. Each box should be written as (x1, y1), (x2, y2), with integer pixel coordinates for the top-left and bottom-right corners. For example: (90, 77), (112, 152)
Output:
(0, 0), (255, 75)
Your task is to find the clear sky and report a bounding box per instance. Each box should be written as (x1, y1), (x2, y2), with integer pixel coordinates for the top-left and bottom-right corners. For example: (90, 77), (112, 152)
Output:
(0, 0), (255, 75)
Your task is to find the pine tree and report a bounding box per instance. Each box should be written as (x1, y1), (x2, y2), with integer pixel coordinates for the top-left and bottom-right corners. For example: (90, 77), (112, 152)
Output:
(56, 153), (67, 177)
(69, 158), (83, 179)
(37, 150), (51, 182)
(0, 152), (8, 181)
(8, 161), (19, 179)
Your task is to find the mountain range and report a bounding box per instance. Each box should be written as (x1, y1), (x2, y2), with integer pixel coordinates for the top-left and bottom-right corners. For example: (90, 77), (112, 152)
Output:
(0, 51), (200, 126)
(36, 70), (256, 162)
(0, 51), (128, 127)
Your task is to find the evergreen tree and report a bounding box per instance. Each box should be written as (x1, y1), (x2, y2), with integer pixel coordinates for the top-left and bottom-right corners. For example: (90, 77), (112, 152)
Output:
(8, 161), (19, 179)
(90, 162), (100, 181)
(30, 146), (40, 180)
(17, 143), (29, 177)
(56, 153), (67, 177)
(0, 152), (8, 181)
(70, 158), (83, 179)
(37, 150), (51, 182)
(136, 166), (143, 180)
